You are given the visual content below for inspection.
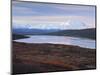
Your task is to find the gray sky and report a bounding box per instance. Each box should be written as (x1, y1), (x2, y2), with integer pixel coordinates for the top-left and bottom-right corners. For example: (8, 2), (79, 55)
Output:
(12, 1), (96, 29)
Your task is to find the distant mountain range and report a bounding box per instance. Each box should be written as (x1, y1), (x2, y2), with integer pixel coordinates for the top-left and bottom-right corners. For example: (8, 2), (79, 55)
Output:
(12, 28), (96, 39)
(13, 28), (59, 35)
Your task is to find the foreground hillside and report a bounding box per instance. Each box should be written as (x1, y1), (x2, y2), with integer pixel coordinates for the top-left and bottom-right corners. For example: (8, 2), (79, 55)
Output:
(45, 28), (96, 39)
(13, 42), (96, 74)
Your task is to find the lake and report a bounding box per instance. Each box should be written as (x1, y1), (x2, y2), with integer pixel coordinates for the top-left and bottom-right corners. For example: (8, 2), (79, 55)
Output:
(14, 35), (96, 49)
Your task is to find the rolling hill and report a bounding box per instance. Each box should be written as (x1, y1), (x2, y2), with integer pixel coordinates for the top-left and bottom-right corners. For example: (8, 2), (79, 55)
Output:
(45, 28), (96, 39)
(13, 34), (29, 40)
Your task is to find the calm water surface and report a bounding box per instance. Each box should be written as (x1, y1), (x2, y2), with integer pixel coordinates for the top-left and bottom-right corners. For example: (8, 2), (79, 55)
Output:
(14, 35), (96, 49)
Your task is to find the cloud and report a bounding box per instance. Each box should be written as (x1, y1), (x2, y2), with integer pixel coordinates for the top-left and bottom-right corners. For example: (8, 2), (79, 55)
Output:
(12, 4), (40, 16)
(12, 1), (95, 29)
(12, 1), (96, 17)
(13, 15), (95, 29)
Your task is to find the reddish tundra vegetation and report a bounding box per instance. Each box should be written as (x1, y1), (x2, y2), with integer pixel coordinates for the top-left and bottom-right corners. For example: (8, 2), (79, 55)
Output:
(12, 41), (96, 74)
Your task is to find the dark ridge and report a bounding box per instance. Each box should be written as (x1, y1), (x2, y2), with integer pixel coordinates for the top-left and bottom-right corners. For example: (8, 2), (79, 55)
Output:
(12, 34), (29, 40)
(45, 28), (96, 39)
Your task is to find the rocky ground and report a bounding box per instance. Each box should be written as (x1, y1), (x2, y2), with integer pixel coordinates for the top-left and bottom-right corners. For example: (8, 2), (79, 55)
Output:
(12, 41), (96, 74)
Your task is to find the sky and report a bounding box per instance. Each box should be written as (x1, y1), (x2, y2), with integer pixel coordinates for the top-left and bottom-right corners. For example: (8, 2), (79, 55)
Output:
(12, 1), (96, 30)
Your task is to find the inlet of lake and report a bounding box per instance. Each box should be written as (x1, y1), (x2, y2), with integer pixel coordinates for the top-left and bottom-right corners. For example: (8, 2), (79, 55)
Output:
(14, 35), (96, 49)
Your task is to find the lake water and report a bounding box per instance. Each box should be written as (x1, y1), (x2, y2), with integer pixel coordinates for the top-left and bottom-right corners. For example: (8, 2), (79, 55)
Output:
(14, 35), (96, 49)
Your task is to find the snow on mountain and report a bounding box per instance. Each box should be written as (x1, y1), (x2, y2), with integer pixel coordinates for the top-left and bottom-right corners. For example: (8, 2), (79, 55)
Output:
(12, 20), (88, 30)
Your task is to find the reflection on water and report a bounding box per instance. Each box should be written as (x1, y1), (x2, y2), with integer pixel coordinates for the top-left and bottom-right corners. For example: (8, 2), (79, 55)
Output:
(14, 35), (96, 49)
